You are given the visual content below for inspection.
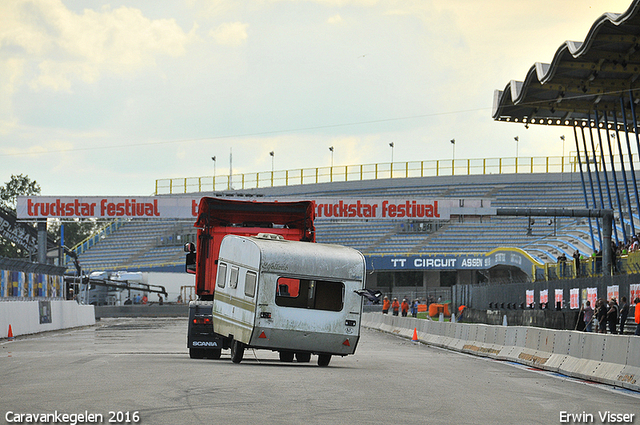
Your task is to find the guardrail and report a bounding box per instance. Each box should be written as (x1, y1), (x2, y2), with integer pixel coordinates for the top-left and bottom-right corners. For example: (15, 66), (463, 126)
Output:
(155, 152), (640, 194)
(155, 155), (587, 194)
(362, 312), (639, 392)
(535, 251), (640, 280)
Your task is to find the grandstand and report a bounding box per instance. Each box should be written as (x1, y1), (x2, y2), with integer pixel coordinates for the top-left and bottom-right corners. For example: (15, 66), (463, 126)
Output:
(70, 168), (638, 290)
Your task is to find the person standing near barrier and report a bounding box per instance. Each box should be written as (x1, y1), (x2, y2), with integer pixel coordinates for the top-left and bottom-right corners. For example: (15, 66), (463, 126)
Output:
(582, 301), (594, 332)
(558, 253), (567, 277)
(458, 305), (466, 323)
(607, 298), (619, 334)
(619, 296), (629, 334)
(635, 297), (640, 336)
(391, 297), (400, 316)
(382, 296), (390, 314)
(595, 299), (607, 333)
(401, 298), (409, 317)
(411, 299), (419, 318)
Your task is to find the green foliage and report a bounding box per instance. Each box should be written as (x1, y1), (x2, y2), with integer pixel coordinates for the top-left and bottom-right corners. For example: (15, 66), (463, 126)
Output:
(0, 174), (101, 259)
(48, 219), (100, 249)
(0, 174), (41, 209)
(0, 174), (41, 258)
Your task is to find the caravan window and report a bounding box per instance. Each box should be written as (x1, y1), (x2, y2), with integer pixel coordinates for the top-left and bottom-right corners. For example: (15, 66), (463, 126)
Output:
(245, 271), (257, 297)
(275, 277), (344, 312)
(230, 266), (239, 289)
(217, 263), (227, 288)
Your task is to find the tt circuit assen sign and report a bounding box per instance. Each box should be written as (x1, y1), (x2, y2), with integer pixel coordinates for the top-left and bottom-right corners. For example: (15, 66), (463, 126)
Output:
(367, 249), (536, 274)
(16, 196), (493, 220)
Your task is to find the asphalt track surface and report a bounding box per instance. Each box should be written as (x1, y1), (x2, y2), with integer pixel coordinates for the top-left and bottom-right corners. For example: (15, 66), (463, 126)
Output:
(1, 318), (639, 425)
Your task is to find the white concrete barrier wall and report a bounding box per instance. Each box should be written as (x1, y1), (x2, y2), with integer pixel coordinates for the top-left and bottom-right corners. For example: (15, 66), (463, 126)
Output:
(0, 300), (95, 338)
(619, 337), (640, 391)
(362, 313), (639, 392)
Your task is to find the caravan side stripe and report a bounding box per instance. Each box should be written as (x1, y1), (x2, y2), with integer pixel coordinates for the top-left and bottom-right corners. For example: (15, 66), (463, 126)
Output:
(212, 311), (253, 330)
(214, 292), (256, 313)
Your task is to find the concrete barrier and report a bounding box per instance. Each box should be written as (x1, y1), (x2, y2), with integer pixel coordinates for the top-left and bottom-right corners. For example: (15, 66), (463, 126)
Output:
(618, 337), (640, 391)
(545, 330), (571, 372)
(0, 300), (95, 338)
(95, 304), (188, 318)
(502, 327), (531, 365)
(558, 331), (587, 377)
(361, 313), (639, 392)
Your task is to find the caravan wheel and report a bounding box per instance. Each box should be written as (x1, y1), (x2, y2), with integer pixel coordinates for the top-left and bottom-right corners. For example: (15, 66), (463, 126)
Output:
(317, 354), (331, 367)
(295, 352), (311, 363)
(231, 340), (244, 364)
(279, 351), (295, 362)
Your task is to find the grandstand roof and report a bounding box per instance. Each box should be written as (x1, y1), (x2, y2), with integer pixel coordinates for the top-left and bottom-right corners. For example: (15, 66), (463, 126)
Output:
(492, 0), (640, 128)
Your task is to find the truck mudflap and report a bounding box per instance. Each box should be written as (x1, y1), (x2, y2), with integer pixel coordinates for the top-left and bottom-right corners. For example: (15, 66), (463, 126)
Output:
(248, 327), (360, 356)
(188, 302), (226, 359)
(189, 335), (224, 349)
(188, 333), (225, 359)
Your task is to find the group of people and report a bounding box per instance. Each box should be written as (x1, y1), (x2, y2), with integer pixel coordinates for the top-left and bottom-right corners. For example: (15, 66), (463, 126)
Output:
(124, 293), (148, 305)
(580, 296), (640, 335)
(382, 296), (421, 318)
(122, 293), (165, 305)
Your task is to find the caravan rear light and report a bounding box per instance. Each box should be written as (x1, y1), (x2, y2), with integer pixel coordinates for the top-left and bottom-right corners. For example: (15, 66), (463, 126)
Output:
(260, 312), (271, 319)
(193, 317), (211, 325)
(345, 320), (356, 327)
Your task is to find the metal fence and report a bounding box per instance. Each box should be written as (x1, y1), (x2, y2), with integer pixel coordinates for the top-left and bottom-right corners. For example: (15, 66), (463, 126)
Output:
(535, 251), (640, 280)
(154, 154), (617, 194)
(453, 273), (638, 311)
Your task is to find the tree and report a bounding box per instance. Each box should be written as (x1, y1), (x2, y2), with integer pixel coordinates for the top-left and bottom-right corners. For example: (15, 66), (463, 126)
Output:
(0, 174), (41, 209)
(0, 174), (41, 258)
(0, 174), (100, 259)
(48, 219), (100, 250)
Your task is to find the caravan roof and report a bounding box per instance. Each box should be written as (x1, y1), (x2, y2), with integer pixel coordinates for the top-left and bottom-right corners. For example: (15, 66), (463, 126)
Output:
(219, 235), (365, 282)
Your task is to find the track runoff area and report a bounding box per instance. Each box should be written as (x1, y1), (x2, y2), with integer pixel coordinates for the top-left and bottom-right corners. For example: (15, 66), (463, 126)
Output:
(1, 317), (638, 425)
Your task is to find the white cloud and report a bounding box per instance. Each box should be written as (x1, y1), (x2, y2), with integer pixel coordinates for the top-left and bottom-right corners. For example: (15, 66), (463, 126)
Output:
(1, 0), (635, 197)
(0, 0), (196, 92)
(327, 14), (343, 25)
(209, 22), (249, 46)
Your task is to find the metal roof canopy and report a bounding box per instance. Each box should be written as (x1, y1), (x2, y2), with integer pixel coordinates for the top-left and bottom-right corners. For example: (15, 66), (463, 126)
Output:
(493, 1), (640, 128)
(496, 208), (613, 276)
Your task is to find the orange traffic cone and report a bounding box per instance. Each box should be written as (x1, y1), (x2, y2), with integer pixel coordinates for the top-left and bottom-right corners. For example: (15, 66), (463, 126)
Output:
(8, 324), (14, 340)
(412, 327), (418, 342)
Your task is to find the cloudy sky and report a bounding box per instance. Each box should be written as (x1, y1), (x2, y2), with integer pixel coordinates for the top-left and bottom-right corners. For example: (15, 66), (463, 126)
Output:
(0, 0), (634, 196)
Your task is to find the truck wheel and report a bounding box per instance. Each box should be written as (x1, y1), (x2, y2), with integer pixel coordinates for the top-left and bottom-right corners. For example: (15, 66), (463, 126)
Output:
(317, 354), (331, 367)
(231, 340), (244, 364)
(189, 348), (205, 359)
(295, 352), (311, 363)
(208, 348), (222, 360)
(279, 351), (295, 362)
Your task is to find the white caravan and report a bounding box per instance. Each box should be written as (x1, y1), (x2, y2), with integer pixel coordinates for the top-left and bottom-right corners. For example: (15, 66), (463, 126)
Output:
(212, 234), (366, 366)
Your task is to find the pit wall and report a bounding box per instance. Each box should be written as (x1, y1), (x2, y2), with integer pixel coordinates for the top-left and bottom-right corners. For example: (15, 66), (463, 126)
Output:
(362, 313), (640, 392)
(0, 300), (95, 338)
(1, 269), (63, 298)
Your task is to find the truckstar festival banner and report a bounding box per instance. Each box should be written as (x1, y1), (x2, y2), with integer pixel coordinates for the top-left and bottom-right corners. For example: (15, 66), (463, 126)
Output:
(16, 196), (494, 220)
